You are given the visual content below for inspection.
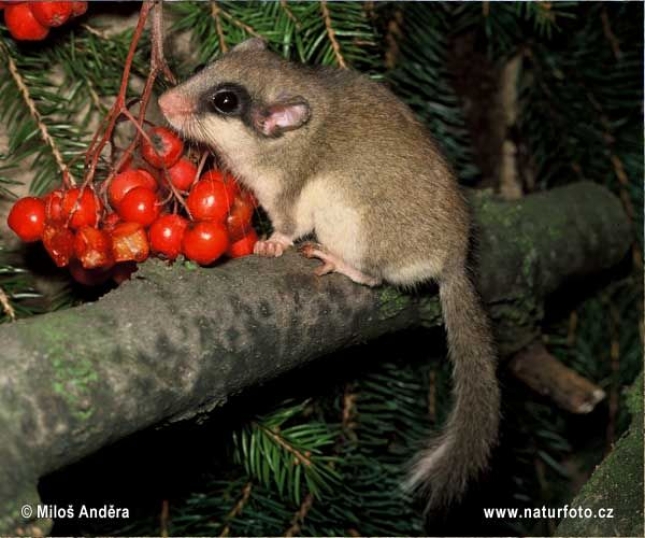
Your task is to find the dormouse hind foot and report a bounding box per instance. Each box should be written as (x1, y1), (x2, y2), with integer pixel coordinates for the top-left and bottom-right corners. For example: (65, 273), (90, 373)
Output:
(253, 232), (294, 257)
(299, 242), (382, 287)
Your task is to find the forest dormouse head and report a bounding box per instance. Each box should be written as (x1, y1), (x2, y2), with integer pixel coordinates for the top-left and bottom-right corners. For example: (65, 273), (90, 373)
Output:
(159, 38), (312, 160)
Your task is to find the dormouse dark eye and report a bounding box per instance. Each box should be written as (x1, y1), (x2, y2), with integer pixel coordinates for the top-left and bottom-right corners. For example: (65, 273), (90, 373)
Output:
(212, 89), (240, 115)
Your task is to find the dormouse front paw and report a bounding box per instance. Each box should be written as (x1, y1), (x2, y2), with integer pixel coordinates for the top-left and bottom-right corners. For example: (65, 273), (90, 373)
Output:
(253, 232), (293, 257)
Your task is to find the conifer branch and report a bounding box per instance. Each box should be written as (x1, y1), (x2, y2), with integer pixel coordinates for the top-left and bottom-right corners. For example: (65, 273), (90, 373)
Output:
(0, 285), (15, 321)
(585, 90), (643, 271)
(160, 499), (170, 538)
(384, 8), (403, 70)
(341, 384), (357, 434)
(320, 1), (347, 69)
(80, 23), (111, 40)
(427, 369), (437, 423)
(284, 493), (314, 537)
(0, 41), (72, 184)
(280, 0), (300, 29)
(600, 8), (622, 60)
(86, 79), (106, 114)
(605, 302), (621, 450)
(257, 422), (313, 468)
(219, 482), (252, 538)
(362, 1), (375, 21)
(210, 2), (229, 53)
(216, 6), (261, 38)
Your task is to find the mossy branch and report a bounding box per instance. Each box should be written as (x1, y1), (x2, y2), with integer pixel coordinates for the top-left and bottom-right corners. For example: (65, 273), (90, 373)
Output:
(0, 181), (633, 534)
(556, 373), (643, 537)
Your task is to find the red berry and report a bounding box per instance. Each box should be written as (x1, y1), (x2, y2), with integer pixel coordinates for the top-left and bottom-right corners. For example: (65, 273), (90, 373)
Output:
(186, 179), (232, 222)
(7, 197), (46, 242)
(226, 189), (255, 242)
(108, 169), (158, 208)
(102, 212), (121, 231)
(43, 188), (65, 224)
(74, 226), (114, 269)
(69, 259), (114, 286)
(167, 158), (197, 192)
(149, 214), (188, 260)
(61, 187), (102, 229)
(42, 224), (74, 267)
(140, 127), (184, 169)
(182, 221), (229, 265)
(70, 1), (87, 17)
(200, 169), (239, 203)
(31, 1), (73, 28)
(4, 3), (49, 41)
(110, 222), (149, 263)
(227, 229), (258, 258)
(116, 187), (160, 227)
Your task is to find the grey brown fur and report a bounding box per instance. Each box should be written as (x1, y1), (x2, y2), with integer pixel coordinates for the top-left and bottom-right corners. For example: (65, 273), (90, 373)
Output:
(159, 38), (500, 511)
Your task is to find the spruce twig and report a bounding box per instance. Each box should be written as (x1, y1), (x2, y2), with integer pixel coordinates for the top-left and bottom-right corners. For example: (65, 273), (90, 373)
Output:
(427, 369), (437, 423)
(216, 6), (262, 38)
(80, 23), (111, 40)
(567, 310), (578, 347)
(280, 0), (300, 29)
(0, 41), (73, 184)
(384, 7), (403, 70)
(0, 286), (16, 321)
(160, 500), (169, 538)
(284, 493), (314, 537)
(257, 422), (313, 468)
(605, 302), (621, 453)
(600, 7), (622, 60)
(341, 384), (357, 435)
(219, 482), (252, 538)
(210, 2), (229, 53)
(320, 1), (347, 69)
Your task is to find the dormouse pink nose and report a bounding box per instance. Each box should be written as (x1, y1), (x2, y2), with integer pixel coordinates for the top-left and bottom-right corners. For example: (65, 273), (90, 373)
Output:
(158, 90), (195, 120)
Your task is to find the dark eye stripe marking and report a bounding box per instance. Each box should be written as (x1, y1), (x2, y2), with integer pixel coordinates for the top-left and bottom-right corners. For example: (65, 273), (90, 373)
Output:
(198, 83), (251, 118)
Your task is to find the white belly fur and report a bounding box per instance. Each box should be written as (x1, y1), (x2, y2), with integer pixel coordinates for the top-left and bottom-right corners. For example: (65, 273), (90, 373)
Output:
(294, 178), (365, 269)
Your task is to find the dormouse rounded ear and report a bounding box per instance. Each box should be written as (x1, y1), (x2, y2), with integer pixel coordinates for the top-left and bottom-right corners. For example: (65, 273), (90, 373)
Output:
(231, 38), (268, 53)
(253, 97), (311, 138)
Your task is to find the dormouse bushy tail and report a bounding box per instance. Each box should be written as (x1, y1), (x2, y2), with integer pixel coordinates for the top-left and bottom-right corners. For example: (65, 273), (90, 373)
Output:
(404, 267), (500, 511)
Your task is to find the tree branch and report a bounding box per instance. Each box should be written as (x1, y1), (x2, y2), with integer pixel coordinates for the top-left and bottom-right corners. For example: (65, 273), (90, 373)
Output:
(509, 342), (606, 414)
(556, 373), (643, 537)
(0, 181), (633, 534)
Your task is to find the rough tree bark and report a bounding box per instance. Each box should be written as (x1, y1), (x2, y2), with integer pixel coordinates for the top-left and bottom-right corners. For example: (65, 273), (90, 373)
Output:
(0, 182), (633, 534)
(556, 373), (644, 537)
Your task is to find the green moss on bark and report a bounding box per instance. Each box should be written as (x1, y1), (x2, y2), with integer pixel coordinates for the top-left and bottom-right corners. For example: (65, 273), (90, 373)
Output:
(556, 373), (644, 537)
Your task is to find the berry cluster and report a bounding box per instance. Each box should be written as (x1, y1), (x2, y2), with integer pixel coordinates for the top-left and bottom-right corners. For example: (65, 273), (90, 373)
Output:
(1, 1), (87, 41)
(7, 126), (258, 286)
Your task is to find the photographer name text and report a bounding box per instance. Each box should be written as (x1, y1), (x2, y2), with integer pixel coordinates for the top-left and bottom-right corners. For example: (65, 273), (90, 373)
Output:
(22, 504), (129, 520)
